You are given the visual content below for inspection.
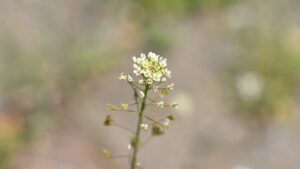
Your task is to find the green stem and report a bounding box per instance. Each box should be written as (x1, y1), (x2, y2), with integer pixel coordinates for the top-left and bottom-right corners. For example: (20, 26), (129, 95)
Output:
(130, 84), (149, 169)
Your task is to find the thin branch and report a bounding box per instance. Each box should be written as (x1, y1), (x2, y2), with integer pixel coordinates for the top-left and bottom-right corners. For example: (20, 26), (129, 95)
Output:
(131, 84), (150, 169)
(127, 81), (143, 91)
(111, 154), (130, 159)
(145, 103), (173, 108)
(139, 136), (153, 151)
(156, 113), (175, 122)
(146, 96), (157, 103)
(113, 123), (135, 134)
(145, 116), (164, 126)
(129, 102), (138, 106)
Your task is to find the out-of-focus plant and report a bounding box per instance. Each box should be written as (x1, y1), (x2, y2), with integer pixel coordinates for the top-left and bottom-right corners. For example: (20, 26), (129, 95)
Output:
(102, 52), (178, 169)
(0, 115), (24, 169)
(225, 24), (300, 125)
(0, 30), (120, 168)
(123, 0), (241, 54)
(130, 0), (240, 20)
(222, 0), (300, 125)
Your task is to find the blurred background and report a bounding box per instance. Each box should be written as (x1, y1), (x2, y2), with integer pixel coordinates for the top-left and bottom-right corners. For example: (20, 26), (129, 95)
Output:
(1, 0), (300, 169)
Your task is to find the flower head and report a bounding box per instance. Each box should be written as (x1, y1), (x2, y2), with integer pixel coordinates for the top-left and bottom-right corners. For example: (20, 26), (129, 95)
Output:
(132, 52), (171, 84)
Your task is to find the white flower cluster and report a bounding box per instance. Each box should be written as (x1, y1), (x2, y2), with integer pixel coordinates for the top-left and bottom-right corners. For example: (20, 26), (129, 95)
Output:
(132, 52), (171, 85)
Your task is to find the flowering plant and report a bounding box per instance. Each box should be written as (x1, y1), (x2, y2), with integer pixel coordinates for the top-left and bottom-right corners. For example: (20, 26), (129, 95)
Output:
(103, 52), (177, 169)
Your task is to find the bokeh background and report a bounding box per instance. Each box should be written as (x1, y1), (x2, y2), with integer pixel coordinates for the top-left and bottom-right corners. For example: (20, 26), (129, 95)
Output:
(1, 0), (300, 169)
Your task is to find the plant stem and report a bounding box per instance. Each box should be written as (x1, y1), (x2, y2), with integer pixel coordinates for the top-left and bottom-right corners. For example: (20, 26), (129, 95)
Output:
(130, 84), (149, 169)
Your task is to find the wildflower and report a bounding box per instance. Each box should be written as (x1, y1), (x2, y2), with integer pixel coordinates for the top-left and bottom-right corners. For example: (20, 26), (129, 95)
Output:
(140, 123), (149, 131)
(132, 52), (171, 84)
(104, 52), (176, 169)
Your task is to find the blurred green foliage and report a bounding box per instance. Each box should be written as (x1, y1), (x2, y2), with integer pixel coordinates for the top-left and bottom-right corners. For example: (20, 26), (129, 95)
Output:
(0, 33), (120, 169)
(0, 119), (24, 169)
(127, 0), (241, 52)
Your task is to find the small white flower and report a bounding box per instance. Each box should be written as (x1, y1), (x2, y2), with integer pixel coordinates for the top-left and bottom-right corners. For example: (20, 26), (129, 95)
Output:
(159, 58), (167, 67)
(146, 79), (153, 85)
(144, 70), (151, 78)
(163, 119), (171, 128)
(166, 70), (171, 77)
(153, 74), (161, 82)
(139, 91), (145, 98)
(167, 83), (174, 90)
(139, 79), (144, 84)
(131, 52), (171, 84)
(127, 74), (133, 82)
(140, 123), (149, 131)
(153, 86), (158, 92)
(133, 69), (141, 76)
(141, 53), (146, 59)
(128, 144), (132, 150)
(119, 72), (127, 80)
(132, 56), (137, 62)
(133, 64), (140, 70)
(155, 101), (164, 108)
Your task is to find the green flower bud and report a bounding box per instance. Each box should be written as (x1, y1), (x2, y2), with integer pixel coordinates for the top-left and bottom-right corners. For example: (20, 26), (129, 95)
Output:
(167, 115), (175, 121)
(160, 88), (169, 97)
(152, 124), (164, 136)
(104, 115), (113, 126)
(120, 103), (129, 110)
(106, 103), (118, 112)
(130, 136), (138, 147)
(101, 148), (112, 159)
